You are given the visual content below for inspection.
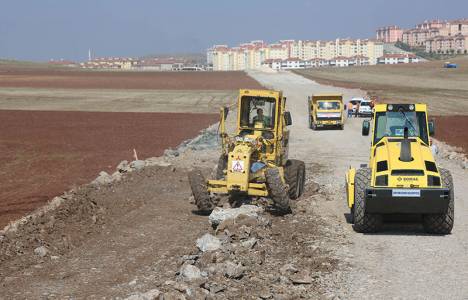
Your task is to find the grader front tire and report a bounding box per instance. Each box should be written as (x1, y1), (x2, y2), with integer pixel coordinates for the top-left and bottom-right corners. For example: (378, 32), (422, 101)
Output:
(265, 168), (290, 214)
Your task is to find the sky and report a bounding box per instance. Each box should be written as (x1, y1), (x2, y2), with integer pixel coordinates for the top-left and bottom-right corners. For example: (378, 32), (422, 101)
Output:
(1, 0), (467, 62)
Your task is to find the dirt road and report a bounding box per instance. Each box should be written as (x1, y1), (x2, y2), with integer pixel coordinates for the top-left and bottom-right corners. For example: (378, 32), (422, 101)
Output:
(249, 70), (468, 299)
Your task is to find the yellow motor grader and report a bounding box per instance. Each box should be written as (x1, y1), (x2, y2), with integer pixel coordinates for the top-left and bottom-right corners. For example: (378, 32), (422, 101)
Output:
(346, 103), (454, 234)
(188, 89), (306, 213)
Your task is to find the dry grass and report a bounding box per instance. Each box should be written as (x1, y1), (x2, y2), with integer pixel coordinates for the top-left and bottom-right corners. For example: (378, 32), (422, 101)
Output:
(294, 56), (468, 115)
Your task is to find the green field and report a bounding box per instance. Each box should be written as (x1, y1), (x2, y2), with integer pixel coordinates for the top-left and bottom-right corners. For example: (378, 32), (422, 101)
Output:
(294, 56), (468, 115)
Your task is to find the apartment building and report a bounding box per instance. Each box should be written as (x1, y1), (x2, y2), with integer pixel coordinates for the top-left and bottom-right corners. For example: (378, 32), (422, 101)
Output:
(209, 39), (383, 70)
(377, 53), (420, 64)
(376, 26), (403, 43)
(395, 18), (468, 53)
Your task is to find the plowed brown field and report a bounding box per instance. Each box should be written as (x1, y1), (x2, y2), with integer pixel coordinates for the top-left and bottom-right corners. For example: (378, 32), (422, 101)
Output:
(433, 115), (468, 155)
(0, 68), (262, 90)
(0, 110), (217, 228)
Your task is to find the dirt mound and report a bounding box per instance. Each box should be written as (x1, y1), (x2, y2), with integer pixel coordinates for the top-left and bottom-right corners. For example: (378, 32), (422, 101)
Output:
(0, 68), (263, 90)
(0, 110), (217, 228)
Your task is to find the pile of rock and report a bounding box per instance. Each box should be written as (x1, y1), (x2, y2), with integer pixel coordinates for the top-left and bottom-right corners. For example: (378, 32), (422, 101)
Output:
(92, 157), (173, 187)
(433, 140), (468, 169)
(135, 203), (326, 299)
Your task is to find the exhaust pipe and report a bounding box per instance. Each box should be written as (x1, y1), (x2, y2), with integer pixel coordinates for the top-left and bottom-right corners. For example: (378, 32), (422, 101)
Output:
(399, 127), (413, 162)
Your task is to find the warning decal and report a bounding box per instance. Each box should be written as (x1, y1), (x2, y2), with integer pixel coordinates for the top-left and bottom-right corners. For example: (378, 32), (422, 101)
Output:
(232, 160), (244, 173)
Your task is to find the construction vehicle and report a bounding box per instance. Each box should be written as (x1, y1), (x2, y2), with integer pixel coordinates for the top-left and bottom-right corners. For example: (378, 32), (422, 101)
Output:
(345, 103), (454, 234)
(308, 94), (344, 130)
(188, 89), (306, 213)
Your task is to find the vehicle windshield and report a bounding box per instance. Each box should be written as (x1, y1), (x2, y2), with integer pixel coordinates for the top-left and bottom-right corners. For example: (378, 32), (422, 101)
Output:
(360, 102), (370, 107)
(318, 101), (340, 110)
(239, 96), (276, 130)
(374, 111), (429, 144)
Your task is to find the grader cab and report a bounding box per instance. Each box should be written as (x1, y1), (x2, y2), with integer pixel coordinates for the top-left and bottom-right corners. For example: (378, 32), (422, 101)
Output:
(188, 89), (306, 213)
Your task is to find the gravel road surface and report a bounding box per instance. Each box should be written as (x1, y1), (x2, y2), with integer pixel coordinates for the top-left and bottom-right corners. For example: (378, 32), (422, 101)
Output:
(249, 70), (468, 299)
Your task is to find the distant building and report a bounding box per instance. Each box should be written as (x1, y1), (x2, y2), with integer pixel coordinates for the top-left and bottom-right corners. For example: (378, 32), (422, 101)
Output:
(210, 39), (383, 70)
(376, 26), (403, 43)
(377, 53), (420, 64)
(48, 59), (77, 67)
(134, 58), (184, 71)
(393, 18), (468, 53)
(425, 34), (468, 54)
(80, 57), (137, 69)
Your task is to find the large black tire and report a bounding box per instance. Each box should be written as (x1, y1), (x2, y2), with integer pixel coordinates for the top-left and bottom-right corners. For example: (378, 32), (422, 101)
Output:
(353, 168), (383, 233)
(309, 116), (313, 129)
(265, 168), (290, 213)
(215, 155), (227, 180)
(422, 168), (454, 234)
(285, 159), (306, 200)
(188, 169), (214, 212)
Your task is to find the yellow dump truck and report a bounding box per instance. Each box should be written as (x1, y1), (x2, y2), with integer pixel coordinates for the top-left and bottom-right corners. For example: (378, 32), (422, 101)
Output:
(308, 94), (344, 130)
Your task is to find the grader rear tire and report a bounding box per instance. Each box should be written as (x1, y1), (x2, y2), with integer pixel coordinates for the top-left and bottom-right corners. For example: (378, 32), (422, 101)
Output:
(285, 159), (306, 200)
(188, 169), (214, 212)
(353, 168), (383, 233)
(422, 168), (454, 234)
(265, 168), (290, 214)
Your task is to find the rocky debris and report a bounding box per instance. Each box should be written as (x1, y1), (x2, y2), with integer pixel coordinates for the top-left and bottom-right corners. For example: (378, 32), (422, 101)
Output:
(92, 171), (113, 185)
(164, 149), (180, 158)
(222, 261), (244, 279)
(433, 139), (468, 169)
(117, 160), (131, 173)
(178, 264), (203, 281)
(33, 246), (49, 257)
(208, 205), (264, 227)
(145, 157), (172, 168)
(130, 160), (146, 171)
(153, 192), (337, 299)
(125, 289), (161, 300)
(196, 234), (222, 252)
(289, 270), (314, 285)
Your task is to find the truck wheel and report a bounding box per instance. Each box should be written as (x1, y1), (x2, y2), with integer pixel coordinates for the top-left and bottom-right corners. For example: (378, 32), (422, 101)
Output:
(339, 124), (344, 130)
(188, 169), (214, 212)
(215, 154), (227, 180)
(353, 168), (382, 233)
(311, 122), (317, 130)
(422, 168), (454, 234)
(309, 117), (313, 129)
(265, 168), (290, 214)
(285, 159), (306, 199)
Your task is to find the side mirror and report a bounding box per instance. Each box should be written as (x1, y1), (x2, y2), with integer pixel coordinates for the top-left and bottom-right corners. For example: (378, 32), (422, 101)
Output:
(428, 120), (435, 136)
(362, 120), (370, 136)
(284, 111), (292, 126)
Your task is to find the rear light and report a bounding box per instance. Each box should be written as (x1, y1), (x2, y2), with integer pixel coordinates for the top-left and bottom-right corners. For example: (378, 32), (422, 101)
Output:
(375, 175), (388, 186)
(427, 175), (441, 187)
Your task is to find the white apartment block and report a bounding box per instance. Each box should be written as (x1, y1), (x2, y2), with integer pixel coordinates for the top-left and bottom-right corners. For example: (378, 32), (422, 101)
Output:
(208, 39), (384, 71)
